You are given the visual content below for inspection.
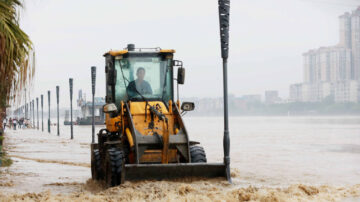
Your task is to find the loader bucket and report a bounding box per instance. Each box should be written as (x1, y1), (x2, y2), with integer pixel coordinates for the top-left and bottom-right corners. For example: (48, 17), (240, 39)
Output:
(123, 163), (226, 181)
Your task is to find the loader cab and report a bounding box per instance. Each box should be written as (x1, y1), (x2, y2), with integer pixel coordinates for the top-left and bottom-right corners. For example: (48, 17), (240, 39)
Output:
(104, 45), (176, 107)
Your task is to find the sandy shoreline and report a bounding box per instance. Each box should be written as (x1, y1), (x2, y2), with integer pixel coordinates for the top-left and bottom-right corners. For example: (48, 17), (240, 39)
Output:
(0, 179), (359, 202)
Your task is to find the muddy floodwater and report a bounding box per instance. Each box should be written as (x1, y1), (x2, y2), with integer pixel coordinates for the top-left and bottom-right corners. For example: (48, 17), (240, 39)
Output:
(0, 116), (359, 201)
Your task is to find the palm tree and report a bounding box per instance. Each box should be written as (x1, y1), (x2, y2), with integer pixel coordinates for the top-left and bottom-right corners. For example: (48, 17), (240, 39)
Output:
(0, 0), (35, 127)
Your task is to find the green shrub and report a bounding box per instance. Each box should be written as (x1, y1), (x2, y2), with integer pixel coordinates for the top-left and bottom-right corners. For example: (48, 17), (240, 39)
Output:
(0, 149), (12, 167)
(0, 156), (12, 167)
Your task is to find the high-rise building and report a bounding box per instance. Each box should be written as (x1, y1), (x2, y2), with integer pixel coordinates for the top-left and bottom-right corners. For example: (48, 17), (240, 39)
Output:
(334, 80), (360, 103)
(339, 12), (352, 48)
(351, 8), (360, 80)
(289, 83), (303, 102)
(303, 50), (316, 83)
(303, 47), (351, 83)
(290, 7), (360, 103)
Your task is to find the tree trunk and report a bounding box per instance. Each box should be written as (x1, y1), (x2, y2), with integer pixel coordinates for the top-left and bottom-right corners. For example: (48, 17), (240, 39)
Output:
(0, 107), (5, 130)
(0, 107), (4, 147)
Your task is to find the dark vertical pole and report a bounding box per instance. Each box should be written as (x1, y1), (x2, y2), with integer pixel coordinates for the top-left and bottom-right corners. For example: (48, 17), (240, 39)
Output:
(32, 100), (35, 128)
(36, 98), (39, 130)
(48, 90), (51, 133)
(29, 100), (31, 127)
(41, 95), (44, 131)
(31, 100), (32, 126)
(69, 78), (73, 139)
(26, 103), (28, 120)
(56, 86), (60, 136)
(30, 100), (32, 126)
(25, 88), (27, 119)
(218, 0), (231, 183)
(91, 66), (96, 144)
(29, 100), (31, 125)
(28, 101), (31, 125)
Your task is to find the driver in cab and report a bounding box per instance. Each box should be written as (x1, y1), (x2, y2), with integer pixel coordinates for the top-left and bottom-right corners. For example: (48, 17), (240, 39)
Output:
(127, 67), (153, 97)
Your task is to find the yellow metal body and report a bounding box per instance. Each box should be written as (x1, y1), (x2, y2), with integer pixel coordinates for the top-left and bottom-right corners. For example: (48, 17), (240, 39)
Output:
(107, 50), (129, 56)
(125, 128), (134, 148)
(103, 47), (184, 164)
(159, 49), (176, 53)
(105, 49), (175, 57)
(105, 100), (181, 164)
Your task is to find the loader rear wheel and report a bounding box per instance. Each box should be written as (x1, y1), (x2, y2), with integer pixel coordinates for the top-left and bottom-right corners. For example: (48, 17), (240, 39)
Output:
(91, 149), (103, 180)
(190, 145), (207, 163)
(105, 148), (125, 187)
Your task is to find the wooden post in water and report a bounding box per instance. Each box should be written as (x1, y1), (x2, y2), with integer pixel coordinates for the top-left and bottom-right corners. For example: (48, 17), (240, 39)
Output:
(69, 78), (73, 139)
(48, 91), (51, 133)
(56, 86), (60, 136)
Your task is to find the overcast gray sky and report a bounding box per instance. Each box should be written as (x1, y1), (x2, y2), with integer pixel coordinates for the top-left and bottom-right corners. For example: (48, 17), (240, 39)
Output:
(19, 0), (360, 107)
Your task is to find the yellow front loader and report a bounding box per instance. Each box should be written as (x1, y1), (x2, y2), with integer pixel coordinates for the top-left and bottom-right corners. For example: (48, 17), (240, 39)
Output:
(90, 0), (231, 187)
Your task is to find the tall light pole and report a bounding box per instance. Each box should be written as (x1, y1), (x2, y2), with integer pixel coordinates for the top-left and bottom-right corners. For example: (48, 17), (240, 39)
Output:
(56, 86), (60, 136)
(69, 78), (73, 139)
(25, 88), (27, 119)
(48, 90), (51, 133)
(41, 94), (44, 131)
(28, 100), (31, 124)
(218, 0), (231, 183)
(29, 100), (32, 126)
(26, 103), (28, 120)
(32, 100), (35, 128)
(91, 66), (96, 144)
(36, 97), (39, 130)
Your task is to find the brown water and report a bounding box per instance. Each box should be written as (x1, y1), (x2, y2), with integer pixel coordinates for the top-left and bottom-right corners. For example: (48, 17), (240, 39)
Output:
(0, 116), (359, 201)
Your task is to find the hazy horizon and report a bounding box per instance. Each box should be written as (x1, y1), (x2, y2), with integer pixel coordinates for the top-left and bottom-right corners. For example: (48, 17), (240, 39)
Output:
(17, 0), (360, 108)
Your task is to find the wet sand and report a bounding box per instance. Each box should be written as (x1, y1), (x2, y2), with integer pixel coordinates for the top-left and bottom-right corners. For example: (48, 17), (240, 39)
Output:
(0, 117), (359, 201)
(0, 179), (359, 201)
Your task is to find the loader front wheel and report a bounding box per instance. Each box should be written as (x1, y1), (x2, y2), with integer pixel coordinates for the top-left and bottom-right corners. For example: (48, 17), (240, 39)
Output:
(91, 149), (103, 180)
(190, 145), (207, 163)
(105, 148), (125, 187)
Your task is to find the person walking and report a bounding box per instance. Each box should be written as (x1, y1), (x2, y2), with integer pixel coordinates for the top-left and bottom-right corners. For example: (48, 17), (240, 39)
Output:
(19, 118), (24, 129)
(12, 118), (17, 130)
(2, 118), (7, 131)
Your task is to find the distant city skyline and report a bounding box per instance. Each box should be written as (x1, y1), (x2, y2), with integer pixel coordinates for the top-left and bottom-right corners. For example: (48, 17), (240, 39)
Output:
(290, 6), (360, 103)
(15, 0), (360, 109)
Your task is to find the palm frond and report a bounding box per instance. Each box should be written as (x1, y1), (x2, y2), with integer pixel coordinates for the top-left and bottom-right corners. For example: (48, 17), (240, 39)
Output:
(0, 0), (34, 109)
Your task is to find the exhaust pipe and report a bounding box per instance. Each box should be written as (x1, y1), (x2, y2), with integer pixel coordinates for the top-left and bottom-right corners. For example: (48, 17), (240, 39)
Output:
(127, 44), (135, 51)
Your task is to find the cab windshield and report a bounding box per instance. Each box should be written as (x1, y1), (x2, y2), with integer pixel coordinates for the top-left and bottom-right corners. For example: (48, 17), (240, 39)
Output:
(114, 55), (173, 102)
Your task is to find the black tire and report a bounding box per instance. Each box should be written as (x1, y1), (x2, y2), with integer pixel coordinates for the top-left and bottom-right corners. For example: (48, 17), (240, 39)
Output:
(91, 149), (102, 180)
(190, 145), (207, 163)
(105, 148), (125, 187)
